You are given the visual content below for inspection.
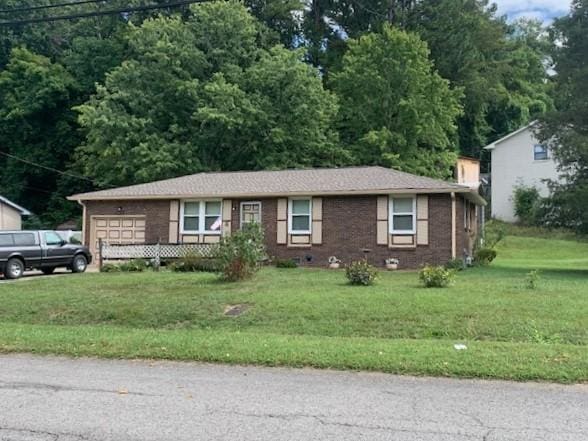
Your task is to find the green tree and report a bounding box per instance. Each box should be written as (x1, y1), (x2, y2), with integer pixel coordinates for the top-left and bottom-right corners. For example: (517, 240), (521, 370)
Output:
(538, 0), (588, 233)
(76, 1), (340, 187)
(331, 25), (462, 179)
(0, 47), (86, 222)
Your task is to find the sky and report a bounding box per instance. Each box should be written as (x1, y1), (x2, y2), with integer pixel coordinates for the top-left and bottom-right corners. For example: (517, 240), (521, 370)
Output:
(494, 0), (572, 23)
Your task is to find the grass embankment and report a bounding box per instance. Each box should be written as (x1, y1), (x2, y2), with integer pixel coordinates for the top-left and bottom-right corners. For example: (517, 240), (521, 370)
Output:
(1, 228), (587, 382)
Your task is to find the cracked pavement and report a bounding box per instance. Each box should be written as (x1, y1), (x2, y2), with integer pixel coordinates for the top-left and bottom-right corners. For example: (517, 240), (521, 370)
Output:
(0, 354), (586, 440)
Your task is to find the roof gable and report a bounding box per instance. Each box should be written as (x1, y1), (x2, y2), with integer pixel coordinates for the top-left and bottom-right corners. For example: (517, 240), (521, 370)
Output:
(0, 195), (31, 215)
(483, 122), (538, 151)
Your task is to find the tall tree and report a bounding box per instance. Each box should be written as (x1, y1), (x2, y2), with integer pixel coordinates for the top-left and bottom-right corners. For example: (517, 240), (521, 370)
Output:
(331, 25), (462, 179)
(0, 48), (84, 220)
(538, 0), (588, 233)
(76, 1), (341, 187)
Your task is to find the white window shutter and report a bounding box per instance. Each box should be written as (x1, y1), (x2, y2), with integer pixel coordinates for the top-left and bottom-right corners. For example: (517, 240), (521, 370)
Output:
(169, 200), (179, 244)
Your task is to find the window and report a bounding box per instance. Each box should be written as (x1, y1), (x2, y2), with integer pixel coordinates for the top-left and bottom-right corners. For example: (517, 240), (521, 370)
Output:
(240, 202), (262, 228)
(288, 198), (311, 234)
(534, 144), (548, 161)
(389, 196), (416, 234)
(0, 234), (14, 247)
(181, 200), (222, 234)
(44, 231), (63, 246)
(14, 233), (35, 246)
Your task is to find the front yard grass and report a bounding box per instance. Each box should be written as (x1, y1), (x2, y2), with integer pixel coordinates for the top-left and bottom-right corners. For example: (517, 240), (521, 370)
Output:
(0, 231), (587, 382)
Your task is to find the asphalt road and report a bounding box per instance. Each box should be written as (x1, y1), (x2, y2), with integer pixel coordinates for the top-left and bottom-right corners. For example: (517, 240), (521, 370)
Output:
(0, 355), (586, 441)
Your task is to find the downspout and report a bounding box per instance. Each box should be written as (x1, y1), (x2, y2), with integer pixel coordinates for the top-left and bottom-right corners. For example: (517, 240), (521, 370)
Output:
(77, 200), (87, 246)
(451, 192), (457, 259)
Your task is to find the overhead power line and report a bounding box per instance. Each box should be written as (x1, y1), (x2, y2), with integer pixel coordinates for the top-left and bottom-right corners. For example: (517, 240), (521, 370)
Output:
(0, 0), (111, 15)
(0, 0), (204, 26)
(0, 150), (95, 183)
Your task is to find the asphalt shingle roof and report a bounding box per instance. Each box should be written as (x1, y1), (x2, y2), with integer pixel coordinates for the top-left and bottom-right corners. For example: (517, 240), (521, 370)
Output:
(69, 166), (474, 201)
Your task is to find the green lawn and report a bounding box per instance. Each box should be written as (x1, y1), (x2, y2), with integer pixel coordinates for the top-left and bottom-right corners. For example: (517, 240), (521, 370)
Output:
(1, 231), (587, 382)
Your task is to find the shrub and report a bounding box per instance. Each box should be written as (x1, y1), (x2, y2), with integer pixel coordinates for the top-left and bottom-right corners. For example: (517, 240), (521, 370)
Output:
(345, 260), (378, 286)
(445, 258), (465, 271)
(218, 223), (266, 281)
(100, 263), (121, 273)
(419, 265), (456, 288)
(526, 269), (540, 290)
(513, 185), (541, 225)
(169, 253), (222, 272)
(482, 220), (506, 249)
(474, 247), (497, 266)
(100, 259), (148, 273)
(275, 259), (298, 268)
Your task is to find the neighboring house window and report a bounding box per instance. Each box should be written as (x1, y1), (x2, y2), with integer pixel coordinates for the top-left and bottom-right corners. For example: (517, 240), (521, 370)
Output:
(534, 144), (549, 161)
(181, 200), (222, 234)
(389, 196), (416, 234)
(288, 198), (312, 234)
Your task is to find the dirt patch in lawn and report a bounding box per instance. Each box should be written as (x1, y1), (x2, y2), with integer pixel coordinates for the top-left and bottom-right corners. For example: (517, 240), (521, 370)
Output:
(223, 304), (250, 317)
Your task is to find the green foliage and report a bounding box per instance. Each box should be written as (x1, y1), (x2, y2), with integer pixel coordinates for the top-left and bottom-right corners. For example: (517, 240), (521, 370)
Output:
(331, 25), (462, 179)
(445, 258), (466, 271)
(474, 248), (497, 266)
(168, 255), (222, 273)
(513, 185), (542, 225)
(345, 260), (378, 286)
(526, 269), (540, 290)
(538, 0), (588, 234)
(274, 259), (298, 269)
(76, 2), (341, 188)
(419, 265), (456, 288)
(100, 259), (149, 273)
(483, 220), (506, 249)
(218, 223), (266, 281)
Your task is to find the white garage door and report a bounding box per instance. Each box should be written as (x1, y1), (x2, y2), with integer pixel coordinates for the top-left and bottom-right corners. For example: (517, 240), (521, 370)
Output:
(90, 216), (145, 257)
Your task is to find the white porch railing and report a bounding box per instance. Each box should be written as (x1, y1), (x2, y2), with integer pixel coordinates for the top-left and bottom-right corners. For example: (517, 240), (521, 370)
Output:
(98, 241), (218, 266)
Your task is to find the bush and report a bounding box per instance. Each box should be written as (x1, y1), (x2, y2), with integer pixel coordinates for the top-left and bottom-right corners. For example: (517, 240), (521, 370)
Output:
(513, 185), (542, 225)
(275, 259), (298, 268)
(100, 263), (121, 273)
(474, 247), (497, 266)
(483, 220), (506, 249)
(169, 254), (222, 272)
(345, 260), (378, 286)
(445, 258), (465, 271)
(218, 223), (266, 281)
(100, 259), (148, 272)
(419, 265), (456, 288)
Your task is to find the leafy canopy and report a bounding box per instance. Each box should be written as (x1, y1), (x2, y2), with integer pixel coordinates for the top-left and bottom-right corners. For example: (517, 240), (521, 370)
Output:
(331, 25), (462, 179)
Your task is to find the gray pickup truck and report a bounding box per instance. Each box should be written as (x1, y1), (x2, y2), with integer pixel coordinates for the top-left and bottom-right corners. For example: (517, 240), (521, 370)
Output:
(0, 230), (92, 280)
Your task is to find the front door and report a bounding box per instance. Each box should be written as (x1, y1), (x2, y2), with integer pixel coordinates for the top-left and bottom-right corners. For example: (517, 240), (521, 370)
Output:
(240, 202), (262, 228)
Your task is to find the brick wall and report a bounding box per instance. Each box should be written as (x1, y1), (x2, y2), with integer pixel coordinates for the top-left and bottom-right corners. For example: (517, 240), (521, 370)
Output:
(83, 200), (171, 245)
(232, 194), (456, 269)
(84, 194), (470, 269)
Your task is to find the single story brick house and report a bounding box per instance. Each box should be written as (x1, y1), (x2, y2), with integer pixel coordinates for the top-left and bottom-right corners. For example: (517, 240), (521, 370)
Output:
(68, 166), (485, 268)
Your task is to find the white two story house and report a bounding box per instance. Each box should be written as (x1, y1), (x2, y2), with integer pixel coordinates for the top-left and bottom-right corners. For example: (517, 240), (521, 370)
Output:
(484, 122), (561, 222)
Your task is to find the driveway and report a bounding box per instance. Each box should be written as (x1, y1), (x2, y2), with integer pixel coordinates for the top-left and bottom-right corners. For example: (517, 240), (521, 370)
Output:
(0, 355), (586, 441)
(0, 266), (98, 283)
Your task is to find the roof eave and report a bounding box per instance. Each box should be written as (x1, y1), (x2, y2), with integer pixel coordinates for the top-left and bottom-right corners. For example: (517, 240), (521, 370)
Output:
(69, 187), (474, 202)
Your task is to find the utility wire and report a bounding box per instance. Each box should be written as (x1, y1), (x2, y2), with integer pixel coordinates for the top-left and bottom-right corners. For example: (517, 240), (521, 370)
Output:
(0, 150), (95, 183)
(0, 0), (204, 26)
(0, 0), (111, 15)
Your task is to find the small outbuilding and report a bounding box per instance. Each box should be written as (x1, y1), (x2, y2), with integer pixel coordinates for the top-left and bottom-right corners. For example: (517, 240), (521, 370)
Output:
(0, 195), (31, 230)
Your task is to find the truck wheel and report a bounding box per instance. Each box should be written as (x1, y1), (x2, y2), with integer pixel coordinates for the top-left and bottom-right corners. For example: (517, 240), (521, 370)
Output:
(5, 258), (24, 280)
(42, 267), (56, 275)
(71, 255), (88, 273)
